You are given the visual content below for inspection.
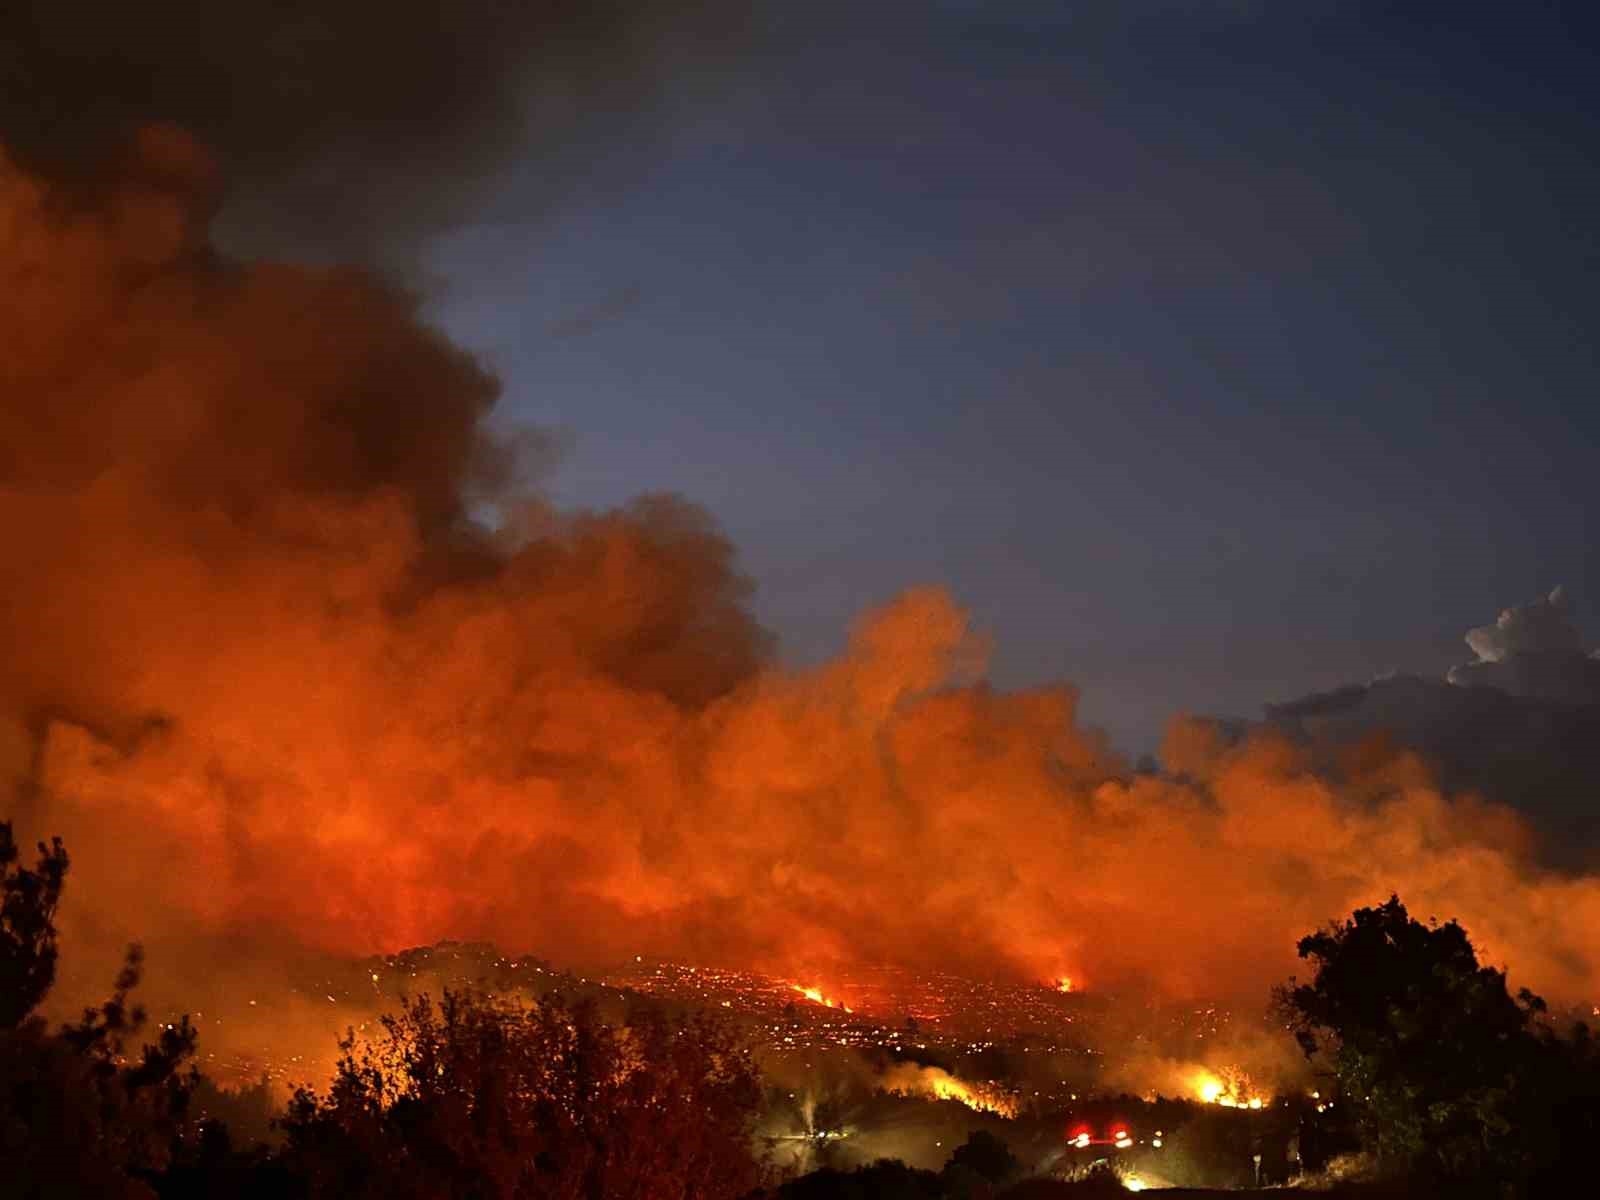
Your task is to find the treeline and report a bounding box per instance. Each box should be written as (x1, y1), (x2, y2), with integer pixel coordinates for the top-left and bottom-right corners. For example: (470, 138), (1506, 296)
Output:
(5, 820), (1599, 1199)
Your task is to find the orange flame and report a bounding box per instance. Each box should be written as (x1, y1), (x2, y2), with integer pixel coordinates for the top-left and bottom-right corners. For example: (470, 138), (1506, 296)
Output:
(1190, 1067), (1270, 1109)
(790, 983), (853, 1013)
(928, 1074), (1018, 1118)
(884, 1063), (1018, 1118)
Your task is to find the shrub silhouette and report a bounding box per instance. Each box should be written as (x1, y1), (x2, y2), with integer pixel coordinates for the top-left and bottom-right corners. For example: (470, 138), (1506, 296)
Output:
(278, 988), (767, 1200)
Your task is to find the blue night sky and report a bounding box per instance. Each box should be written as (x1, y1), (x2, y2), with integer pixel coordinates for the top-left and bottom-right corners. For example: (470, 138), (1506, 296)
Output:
(424, 2), (1598, 752)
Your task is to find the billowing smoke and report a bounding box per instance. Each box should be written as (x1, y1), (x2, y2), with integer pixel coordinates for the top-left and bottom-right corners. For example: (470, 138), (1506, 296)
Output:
(0, 0), (741, 262)
(3, 9), (1599, 1066)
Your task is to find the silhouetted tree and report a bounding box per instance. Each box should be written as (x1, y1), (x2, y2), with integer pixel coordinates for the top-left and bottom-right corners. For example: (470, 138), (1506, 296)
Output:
(2, 948), (200, 1199)
(946, 1129), (1018, 1187)
(0, 818), (68, 1028)
(1278, 894), (1595, 1195)
(278, 989), (767, 1200)
(0, 821), (199, 1200)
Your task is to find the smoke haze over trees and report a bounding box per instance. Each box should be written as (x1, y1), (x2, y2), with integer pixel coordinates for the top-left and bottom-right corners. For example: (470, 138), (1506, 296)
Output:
(2, 821), (773, 1200)
(4, 824), (1596, 1197)
(277, 990), (766, 1200)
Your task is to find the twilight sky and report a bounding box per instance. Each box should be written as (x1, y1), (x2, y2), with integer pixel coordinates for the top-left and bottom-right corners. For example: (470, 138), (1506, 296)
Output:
(424, 2), (1598, 752)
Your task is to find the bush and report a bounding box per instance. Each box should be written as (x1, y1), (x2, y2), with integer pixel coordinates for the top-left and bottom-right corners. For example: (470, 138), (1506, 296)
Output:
(278, 989), (767, 1200)
(946, 1129), (1019, 1186)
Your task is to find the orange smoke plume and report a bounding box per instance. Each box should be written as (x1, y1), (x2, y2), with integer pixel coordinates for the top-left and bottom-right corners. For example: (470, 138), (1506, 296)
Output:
(2, 143), (1599, 1051)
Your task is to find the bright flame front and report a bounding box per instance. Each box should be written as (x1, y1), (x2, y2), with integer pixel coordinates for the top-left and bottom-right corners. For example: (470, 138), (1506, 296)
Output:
(790, 983), (853, 1013)
(1190, 1067), (1270, 1109)
(885, 1064), (1019, 1118)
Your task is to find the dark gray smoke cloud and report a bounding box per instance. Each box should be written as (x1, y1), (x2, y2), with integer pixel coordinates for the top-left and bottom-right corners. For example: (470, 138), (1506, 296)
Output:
(1462, 586), (1583, 661)
(0, 0), (743, 261)
(1269, 589), (1600, 861)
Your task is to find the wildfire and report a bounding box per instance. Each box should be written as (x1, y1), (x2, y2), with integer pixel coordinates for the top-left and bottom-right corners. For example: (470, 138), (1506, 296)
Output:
(790, 984), (853, 1013)
(883, 1063), (1018, 1118)
(1055, 976), (1075, 994)
(925, 1074), (1019, 1119)
(1190, 1068), (1269, 1110)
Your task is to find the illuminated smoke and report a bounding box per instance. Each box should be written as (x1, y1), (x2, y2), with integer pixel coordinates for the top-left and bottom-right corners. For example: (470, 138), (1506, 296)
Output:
(3, 108), (1600, 1058)
(1094, 1024), (1306, 1112)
